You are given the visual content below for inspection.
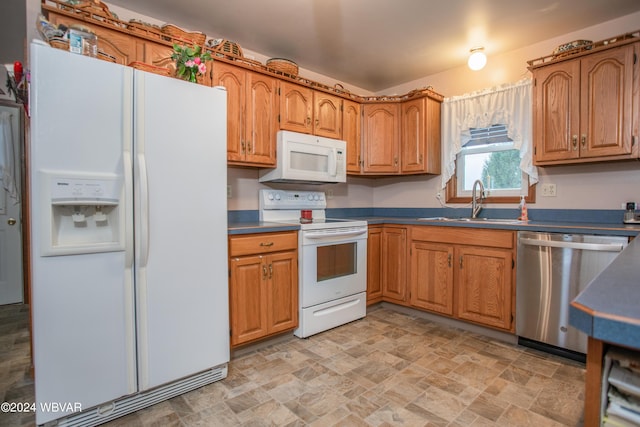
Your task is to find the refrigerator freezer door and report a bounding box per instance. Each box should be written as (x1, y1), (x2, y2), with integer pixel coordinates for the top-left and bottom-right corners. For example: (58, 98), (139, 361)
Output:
(133, 71), (229, 390)
(30, 43), (136, 425)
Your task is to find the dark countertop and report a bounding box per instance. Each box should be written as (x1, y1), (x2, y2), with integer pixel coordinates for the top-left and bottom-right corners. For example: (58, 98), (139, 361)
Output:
(229, 215), (640, 237)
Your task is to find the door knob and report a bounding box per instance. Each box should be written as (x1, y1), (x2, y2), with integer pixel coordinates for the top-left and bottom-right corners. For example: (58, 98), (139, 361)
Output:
(7, 218), (16, 225)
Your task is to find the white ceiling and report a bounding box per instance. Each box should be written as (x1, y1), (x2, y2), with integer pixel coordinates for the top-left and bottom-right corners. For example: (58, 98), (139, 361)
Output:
(106, 0), (640, 92)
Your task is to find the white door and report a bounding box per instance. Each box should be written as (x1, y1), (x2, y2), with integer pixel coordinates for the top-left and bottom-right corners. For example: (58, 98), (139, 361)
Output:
(0, 104), (23, 305)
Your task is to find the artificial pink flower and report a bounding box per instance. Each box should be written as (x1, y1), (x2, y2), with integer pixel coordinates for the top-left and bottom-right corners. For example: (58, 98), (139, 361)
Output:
(198, 63), (207, 74)
(185, 60), (195, 68)
(194, 57), (201, 65)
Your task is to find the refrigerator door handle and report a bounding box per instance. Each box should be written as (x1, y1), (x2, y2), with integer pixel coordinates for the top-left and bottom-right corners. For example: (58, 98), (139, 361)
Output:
(137, 153), (150, 267)
(124, 151), (134, 269)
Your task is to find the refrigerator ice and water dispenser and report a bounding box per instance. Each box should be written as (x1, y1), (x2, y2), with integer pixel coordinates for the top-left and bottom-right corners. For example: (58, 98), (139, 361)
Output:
(42, 171), (125, 256)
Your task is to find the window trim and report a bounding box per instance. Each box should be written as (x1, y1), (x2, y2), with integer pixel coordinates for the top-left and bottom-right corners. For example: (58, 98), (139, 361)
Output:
(445, 166), (536, 204)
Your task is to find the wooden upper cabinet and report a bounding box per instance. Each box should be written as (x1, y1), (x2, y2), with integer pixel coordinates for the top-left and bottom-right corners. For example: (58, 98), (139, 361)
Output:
(343, 99), (362, 174)
(362, 103), (400, 174)
(579, 45), (635, 159)
(279, 82), (314, 133)
(401, 97), (442, 174)
(401, 98), (425, 173)
(46, 12), (142, 65)
(213, 61), (277, 166)
(279, 82), (342, 138)
(533, 43), (637, 165)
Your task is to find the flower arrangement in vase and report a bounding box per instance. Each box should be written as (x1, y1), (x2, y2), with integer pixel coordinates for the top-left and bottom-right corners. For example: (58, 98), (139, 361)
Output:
(171, 44), (211, 83)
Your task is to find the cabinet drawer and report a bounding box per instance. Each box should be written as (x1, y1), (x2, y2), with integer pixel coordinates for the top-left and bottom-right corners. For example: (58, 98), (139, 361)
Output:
(411, 226), (514, 249)
(229, 231), (298, 256)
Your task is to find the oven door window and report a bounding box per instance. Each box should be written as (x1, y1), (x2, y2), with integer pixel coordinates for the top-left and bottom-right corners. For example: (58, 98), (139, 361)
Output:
(316, 242), (356, 281)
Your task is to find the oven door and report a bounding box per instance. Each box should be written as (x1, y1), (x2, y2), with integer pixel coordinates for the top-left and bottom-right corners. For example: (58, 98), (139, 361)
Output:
(299, 227), (367, 308)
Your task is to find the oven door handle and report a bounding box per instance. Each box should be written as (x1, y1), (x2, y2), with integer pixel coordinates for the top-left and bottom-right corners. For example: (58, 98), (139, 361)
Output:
(303, 229), (368, 239)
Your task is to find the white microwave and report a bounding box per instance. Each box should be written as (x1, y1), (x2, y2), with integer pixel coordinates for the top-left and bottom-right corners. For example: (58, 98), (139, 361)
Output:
(259, 130), (347, 184)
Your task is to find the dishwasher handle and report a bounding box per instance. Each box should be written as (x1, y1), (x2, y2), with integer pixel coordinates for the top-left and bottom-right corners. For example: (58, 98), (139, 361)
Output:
(519, 237), (625, 252)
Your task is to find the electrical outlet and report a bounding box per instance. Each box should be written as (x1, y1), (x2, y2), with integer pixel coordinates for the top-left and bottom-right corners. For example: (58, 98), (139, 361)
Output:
(541, 183), (557, 197)
(326, 189), (334, 199)
(227, 185), (232, 199)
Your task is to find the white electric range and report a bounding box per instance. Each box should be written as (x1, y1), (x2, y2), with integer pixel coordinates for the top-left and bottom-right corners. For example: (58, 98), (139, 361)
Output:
(259, 189), (368, 338)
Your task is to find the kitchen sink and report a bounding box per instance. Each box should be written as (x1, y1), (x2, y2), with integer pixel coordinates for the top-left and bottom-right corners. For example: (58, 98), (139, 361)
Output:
(416, 217), (525, 224)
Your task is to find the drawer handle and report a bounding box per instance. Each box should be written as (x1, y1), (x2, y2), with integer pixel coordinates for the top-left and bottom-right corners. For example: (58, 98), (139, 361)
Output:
(262, 264), (267, 280)
(259, 242), (274, 247)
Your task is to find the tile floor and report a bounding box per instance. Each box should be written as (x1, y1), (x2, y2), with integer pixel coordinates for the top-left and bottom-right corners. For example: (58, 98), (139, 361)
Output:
(0, 303), (585, 426)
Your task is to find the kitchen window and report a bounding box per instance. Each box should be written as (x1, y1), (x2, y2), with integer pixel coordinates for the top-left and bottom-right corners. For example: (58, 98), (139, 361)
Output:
(441, 79), (537, 204)
(446, 124), (534, 203)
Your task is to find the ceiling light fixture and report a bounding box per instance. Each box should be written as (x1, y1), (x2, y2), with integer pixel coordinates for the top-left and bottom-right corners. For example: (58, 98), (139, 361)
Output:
(468, 47), (487, 71)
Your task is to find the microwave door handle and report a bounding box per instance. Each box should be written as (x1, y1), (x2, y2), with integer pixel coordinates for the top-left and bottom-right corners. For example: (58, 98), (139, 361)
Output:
(329, 148), (337, 177)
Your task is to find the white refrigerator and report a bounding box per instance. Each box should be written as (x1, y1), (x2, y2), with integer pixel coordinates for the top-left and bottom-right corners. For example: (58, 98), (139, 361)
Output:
(29, 41), (229, 426)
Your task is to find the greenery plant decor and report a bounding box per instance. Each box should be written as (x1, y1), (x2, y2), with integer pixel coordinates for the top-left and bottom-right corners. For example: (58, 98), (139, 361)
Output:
(171, 44), (211, 83)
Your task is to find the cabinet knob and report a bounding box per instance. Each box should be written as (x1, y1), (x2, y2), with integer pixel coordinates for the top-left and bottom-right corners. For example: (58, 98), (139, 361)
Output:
(581, 134), (587, 149)
(262, 264), (268, 280)
(394, 157), (398, 166)
(260, 242), (274, 247)
(241, 140), (246, 154)
(268, 264), (273, 279)
(572, 135), (578, 150)
(447, 253), (451, 267)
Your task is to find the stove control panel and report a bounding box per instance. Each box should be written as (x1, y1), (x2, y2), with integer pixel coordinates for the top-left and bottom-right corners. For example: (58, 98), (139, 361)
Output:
(260, 189), (326, 210)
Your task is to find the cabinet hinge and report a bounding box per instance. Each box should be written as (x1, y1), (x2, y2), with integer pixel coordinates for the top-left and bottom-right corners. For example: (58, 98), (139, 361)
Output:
(512, 259), (515, 269)
(534, 146), (536, 155)
(229, 329), (232, 337)
(277, 114), (280, 123)
(228, 269), (231, 278)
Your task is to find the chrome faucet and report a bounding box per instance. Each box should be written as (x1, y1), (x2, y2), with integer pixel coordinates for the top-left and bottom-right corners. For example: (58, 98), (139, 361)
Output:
(471, 179), (485, 219)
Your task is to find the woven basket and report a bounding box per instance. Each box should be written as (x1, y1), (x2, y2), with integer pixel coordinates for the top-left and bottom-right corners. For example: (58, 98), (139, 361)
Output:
(207, 38), (243, 58)
(128, 61), (171, 77)
(161, 24), (206, 45)
(266, 58), (298, 76)
(49, 37), (69, 51)
(127, 20), (163, 39)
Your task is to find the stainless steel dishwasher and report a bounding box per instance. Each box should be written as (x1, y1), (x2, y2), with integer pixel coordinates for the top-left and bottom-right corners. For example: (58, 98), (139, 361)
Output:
(516, 231), (628, 358)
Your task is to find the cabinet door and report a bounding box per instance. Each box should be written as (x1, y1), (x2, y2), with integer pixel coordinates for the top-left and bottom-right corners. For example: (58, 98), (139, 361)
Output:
(401, 98), (425, 173)
(267, 251), (298, 334)
(579, 44), (635, 158)
(229, 255), (268, 346)
(47, 13), (141, 65)
(381, 227), (407, 302)
(366, 227), (383, 305)
(212, 62), (246, 163)
(533, 60), (581, 163)
(344, 99), (362, 174)
(314, 92), (342, 139)
(142, 42), (176, 77)
(362, 103), (400, 173)
(424, 97), (442, 174)
(245, 71), (277, 166)
(279, 82), (313, 134)
(410, 241), (454, 315)
(456, 246), (513, 330)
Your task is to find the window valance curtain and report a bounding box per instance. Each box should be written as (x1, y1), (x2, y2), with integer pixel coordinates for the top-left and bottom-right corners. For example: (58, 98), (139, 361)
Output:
(441, 78), (536, 189)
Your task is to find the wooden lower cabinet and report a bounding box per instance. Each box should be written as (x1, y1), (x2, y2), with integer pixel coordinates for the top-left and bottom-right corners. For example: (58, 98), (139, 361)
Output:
(229, 232), (298, 347)
(366, 225), (408, 305)
(409, 226), (515, 331)
(366, 226), (383, 305)
(381, 226), (408, 304)
(456, 246), (513, 330)
(409, 241), (454, 315)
